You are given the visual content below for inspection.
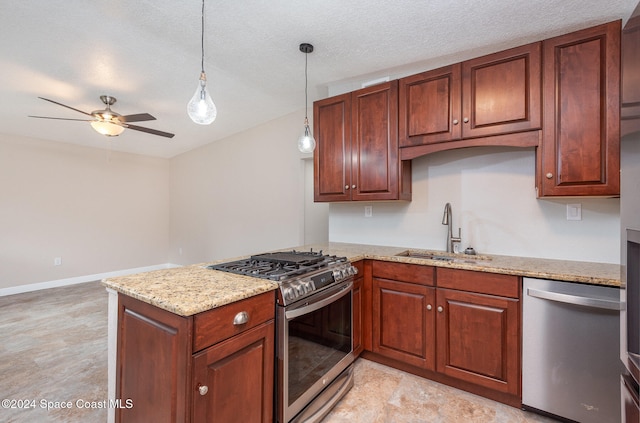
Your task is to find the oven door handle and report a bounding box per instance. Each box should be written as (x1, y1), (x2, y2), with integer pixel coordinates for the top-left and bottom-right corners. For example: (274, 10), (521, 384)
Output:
(285, 281), (353, 320)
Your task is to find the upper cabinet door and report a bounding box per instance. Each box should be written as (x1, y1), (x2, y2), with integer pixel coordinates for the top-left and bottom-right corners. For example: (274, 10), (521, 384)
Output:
(314, 92), (352, 202)
(539, 21), (621, 197)
(399, 64), (462, 147)
(351, 81), (401, 201)
(461, 42), (542, 139)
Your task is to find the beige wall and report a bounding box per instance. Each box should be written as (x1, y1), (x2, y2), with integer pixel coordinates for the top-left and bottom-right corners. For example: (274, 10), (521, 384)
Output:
(0, 134), (170, 290)
(169, 109), (323, 265)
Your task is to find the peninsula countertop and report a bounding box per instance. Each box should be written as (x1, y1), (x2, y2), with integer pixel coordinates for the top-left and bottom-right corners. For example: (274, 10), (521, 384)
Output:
(102, 242), (621, 316)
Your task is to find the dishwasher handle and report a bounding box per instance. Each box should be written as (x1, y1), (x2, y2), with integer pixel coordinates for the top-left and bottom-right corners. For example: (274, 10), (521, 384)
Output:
(526, 287), (622, 311)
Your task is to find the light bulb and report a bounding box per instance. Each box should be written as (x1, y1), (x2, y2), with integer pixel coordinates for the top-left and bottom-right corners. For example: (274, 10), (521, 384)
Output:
(187, 72), (217, 125)
(298, 122), (316, 153)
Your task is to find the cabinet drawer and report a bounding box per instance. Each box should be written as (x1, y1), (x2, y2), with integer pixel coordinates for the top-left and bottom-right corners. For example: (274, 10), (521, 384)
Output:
(372, 261), (435, 286)
(437, 268), (519, 298)
(193, 291), (275, 352)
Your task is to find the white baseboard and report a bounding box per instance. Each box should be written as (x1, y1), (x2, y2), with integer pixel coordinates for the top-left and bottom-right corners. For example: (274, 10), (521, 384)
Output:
(0, 263), (183, 297)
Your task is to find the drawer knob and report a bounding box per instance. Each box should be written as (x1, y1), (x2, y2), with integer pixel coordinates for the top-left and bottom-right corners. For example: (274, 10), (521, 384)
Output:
(452, 119), (459, 125)
(463, 117), (469, 123)
(351, 184), (356, 189)
(345, 185), (349, 190)
(427, 304), (432, 311)
(233, 311), (249, 325)
(198, 385), (208, 396)
(546, 172), (553, 179)
(437, 306), (443, 313)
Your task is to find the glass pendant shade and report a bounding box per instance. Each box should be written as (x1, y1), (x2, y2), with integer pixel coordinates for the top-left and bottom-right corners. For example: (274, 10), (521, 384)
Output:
(187, 72), (217, 125)
(298, 119), (316, 153)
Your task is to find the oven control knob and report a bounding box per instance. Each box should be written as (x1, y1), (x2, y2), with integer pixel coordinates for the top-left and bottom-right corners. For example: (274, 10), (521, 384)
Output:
(351, 266), (358, 275)
(295, 285), (305, 295)
(300, 281), (312, 293)
(283, 287), (295, 301)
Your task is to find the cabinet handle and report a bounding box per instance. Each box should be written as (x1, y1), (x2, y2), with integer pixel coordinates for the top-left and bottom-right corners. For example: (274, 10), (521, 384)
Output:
(427, 304), (432, 311)
(452, 119), (459, 125)
(351, 184), (356, 189)
(345, 185), (349, 190)
(546, 173), (553, 179)
(437, 306), (443, 313)
(198, 385), (208, 396)
(233, 311), (249, 325)
(463, 117), (469, 123)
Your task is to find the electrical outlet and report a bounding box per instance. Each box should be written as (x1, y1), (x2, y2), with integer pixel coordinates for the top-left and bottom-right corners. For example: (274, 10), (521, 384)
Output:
(364, 206), (373, 217)
(54, 257), (62, 266)
(567, 204), (582, 221)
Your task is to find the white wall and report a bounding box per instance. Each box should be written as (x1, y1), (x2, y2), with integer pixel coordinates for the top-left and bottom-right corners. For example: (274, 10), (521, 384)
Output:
(169, 109), (327, 265)
(0, 134), (171, 290)
(329, 146), (620, 263)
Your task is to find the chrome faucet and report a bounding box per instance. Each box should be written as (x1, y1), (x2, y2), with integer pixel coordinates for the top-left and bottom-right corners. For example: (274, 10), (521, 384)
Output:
(442, 202), (461, 253)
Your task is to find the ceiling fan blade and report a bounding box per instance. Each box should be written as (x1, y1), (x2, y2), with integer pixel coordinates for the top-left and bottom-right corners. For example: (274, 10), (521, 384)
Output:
(38, 97), (93, 117)
(29, 115), (94, 122)
(123, 123), (175, 138)
(119, 113), (156, 123)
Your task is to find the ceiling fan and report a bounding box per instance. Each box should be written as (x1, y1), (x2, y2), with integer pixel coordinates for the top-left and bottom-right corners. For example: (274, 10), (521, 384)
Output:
(29, 95), (175, 138)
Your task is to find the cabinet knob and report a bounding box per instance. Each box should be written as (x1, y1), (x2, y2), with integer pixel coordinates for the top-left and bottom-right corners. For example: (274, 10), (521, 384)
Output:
(546, 173), (553, 179)
(437, 306), (443, 313)
(427, 304), (432, 311)
(351, 184), (356, 189)
(463, 117), (469, 123)
(198, 385), (208, 396)
(452, 119), (459, 125)
(345, 185), (349, 190)
(233, 311), (249, 325)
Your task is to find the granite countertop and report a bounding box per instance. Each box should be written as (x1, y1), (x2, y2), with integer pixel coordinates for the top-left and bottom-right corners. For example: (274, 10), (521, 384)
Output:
(102, 242), (621, 317)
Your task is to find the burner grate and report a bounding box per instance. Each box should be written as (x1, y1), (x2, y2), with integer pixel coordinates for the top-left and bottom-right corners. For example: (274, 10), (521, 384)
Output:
(208, 250), (345, 282)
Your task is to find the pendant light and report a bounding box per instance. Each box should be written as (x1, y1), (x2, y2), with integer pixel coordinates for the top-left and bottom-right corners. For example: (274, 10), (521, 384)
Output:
(187, 0), (217, 125)
(298, 43), (316, 153)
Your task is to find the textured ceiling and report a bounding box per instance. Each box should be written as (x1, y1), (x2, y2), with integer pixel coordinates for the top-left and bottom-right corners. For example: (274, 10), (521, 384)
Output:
(0, 0), (636, 158)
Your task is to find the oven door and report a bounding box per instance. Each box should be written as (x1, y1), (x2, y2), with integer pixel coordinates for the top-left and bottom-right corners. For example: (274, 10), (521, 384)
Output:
(277, 280), (354, 423)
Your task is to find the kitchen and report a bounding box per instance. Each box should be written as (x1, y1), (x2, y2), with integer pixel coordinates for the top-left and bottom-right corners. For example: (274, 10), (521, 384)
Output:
(1, 1), (639, 422)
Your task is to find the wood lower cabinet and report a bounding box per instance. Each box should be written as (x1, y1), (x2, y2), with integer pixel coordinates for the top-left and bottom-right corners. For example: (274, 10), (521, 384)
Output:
(352, 260), (364, 356)
(538, 20), (621, 197)
(371, 261), (436, 369)
(314, 81), (411, 202)
(435, 288), (520, 396)
(192, 321), (274, 423)
(116, 291), (275, 423)
(365, 261), (521, 406)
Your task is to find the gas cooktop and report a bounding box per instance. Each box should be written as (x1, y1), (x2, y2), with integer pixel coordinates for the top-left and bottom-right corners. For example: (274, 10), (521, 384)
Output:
(207, 249), (347, 282)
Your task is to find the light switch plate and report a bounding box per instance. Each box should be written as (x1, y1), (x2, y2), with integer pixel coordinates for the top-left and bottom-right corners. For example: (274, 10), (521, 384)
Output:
(567, 204), (582, 221)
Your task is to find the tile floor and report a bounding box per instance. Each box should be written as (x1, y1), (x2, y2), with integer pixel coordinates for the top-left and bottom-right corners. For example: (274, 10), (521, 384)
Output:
(0, 282), (558, 422)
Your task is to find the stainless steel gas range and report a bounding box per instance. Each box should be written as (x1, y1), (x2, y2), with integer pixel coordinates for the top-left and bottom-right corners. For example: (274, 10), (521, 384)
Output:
(209, 250), (357, 423)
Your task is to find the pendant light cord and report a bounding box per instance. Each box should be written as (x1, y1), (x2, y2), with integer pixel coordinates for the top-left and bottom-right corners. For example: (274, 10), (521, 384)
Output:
(304, 50), (309, 120)
(200, 0), (205, 73)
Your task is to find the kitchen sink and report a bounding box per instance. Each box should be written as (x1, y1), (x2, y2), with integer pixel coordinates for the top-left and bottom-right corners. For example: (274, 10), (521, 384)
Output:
(395, 249), (491, 263)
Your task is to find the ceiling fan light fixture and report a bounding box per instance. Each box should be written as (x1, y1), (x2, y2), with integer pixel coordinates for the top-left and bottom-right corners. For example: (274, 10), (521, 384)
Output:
(90, 120), (125, 137)
(298, 43), (316, 153)
(187, 0), (216, 125)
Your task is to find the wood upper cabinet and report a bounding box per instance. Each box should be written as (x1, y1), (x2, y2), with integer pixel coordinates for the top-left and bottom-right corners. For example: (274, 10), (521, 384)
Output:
(622, 6), (640, 137)
(371, 261), (436, 370)
(314, 81), (411, 202)
(538, 21), (621, 197)
(399, 43), (541, 149)
(116, 291), (275, 423)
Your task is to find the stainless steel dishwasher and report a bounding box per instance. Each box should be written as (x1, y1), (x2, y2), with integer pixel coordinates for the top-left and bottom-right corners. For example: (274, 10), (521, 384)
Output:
(522, 277), (622, 423)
